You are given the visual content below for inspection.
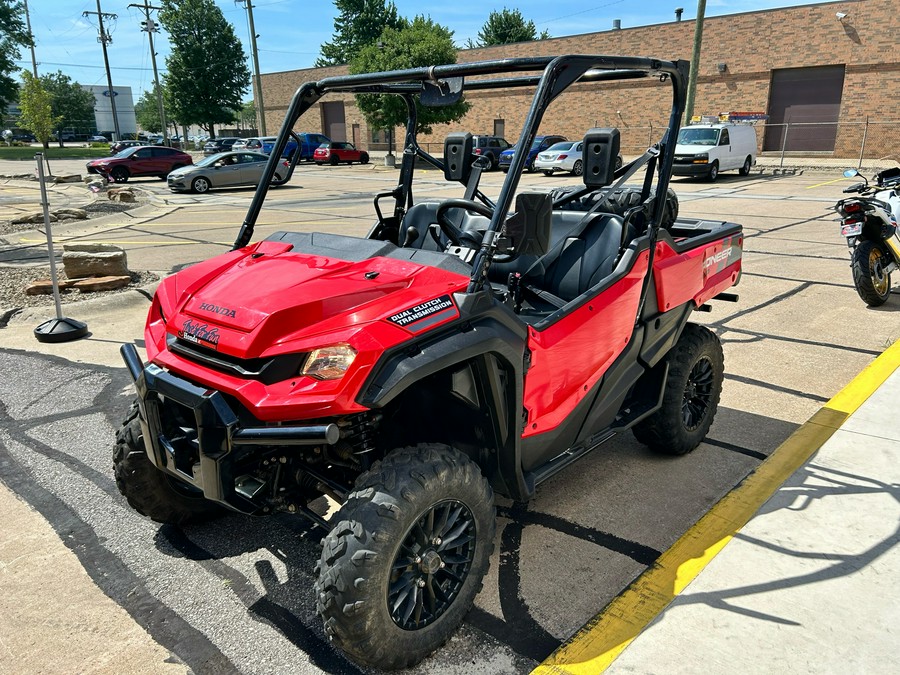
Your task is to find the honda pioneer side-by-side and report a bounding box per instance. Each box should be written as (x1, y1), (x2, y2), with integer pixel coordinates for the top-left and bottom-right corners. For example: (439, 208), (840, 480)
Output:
(116, 55), (742, 669)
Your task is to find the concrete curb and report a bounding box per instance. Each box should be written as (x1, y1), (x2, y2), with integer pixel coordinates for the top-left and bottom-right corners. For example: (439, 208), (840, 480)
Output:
(4, 279), (161, 333)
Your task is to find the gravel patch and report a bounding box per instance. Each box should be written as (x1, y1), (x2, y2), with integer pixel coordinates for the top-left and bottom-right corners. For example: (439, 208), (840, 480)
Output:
(0, 266), (158, 326)
(1, 193), (146, 236)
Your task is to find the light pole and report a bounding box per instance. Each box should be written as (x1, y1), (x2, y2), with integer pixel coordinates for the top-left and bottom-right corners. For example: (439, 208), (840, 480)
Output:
(130, 2), (168, 145)
(83, 0), (121, 142)
(23, 0), (38, 76)
(684, 0), (707, 123)
(236, 0), (266, 135)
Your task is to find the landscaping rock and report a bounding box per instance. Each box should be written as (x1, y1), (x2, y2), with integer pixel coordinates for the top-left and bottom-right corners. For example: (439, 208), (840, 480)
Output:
(73, 275), (131, 292)
(62, 243), (129, 278)
(53, 208), (88, 220)
(108, 189), (136, 203)
(11, 211), (57, 225)
(55, 174), (83, 184)
(24, 278), (81, 295)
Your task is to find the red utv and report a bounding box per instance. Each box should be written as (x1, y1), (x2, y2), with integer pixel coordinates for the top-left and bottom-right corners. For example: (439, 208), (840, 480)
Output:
(87, 145), (193, 182)
(313, 140), (370, 165)
(116, 55), (742, 670)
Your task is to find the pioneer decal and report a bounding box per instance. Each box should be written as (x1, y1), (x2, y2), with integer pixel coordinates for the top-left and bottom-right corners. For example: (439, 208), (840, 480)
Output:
(179, 319), (220, 347)
(387, 295), (458, 333)
(199, 302), (237, 318)
(703, 237), (742, 276)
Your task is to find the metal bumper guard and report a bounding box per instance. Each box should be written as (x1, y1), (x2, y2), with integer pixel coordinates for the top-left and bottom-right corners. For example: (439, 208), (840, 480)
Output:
(121, 344), (339, 513)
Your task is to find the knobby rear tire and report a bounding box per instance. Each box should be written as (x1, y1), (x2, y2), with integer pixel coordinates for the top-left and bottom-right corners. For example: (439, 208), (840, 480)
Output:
(852, 239), (892, 307)
(632, 323), (724, 455)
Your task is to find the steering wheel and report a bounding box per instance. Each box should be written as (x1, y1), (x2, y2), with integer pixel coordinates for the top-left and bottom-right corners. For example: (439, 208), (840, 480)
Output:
(434, 199), (494, 247)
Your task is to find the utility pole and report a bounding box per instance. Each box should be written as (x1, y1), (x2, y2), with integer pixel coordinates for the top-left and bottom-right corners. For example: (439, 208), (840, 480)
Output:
(23, 0), (38, 76)
(684, 0), (707, 123)
(83, 0), (121, 142)
(129, 1), (168, 146)
(236, 0), (265, 135)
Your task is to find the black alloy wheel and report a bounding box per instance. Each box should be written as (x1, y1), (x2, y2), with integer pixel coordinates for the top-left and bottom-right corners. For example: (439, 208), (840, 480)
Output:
(315, 444), (494, 670)
(682, 356), (715, 431)
(388, 499), (476, 630)
(632, 323), (724, 455)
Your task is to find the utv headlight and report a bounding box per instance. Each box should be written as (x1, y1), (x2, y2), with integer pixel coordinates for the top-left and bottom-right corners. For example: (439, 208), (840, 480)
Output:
(301, 344), (357, 380)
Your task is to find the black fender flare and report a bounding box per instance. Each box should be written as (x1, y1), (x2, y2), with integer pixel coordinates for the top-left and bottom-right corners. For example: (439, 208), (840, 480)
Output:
(358, 314), (531, 499)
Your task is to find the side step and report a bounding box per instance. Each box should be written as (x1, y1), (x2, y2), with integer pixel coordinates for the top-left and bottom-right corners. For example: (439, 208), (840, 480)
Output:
(528, 362), (668, 488)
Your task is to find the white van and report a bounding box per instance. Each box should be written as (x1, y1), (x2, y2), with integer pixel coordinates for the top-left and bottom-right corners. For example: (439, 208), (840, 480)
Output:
(672, 123), (757, 181)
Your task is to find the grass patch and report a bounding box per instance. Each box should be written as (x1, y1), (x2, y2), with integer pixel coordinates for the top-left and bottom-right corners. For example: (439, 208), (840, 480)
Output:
(0, 146), (110, 160)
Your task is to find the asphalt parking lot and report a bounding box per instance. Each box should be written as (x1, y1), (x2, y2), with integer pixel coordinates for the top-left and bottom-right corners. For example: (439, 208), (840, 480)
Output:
(1, 161), (898, 673)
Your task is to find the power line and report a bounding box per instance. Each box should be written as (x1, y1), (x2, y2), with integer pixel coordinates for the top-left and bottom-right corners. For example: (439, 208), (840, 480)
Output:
(15, 59), (158, 71)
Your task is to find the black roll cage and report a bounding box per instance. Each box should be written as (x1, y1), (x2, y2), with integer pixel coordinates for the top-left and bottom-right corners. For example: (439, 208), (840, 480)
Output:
(233, 55), (689, 294)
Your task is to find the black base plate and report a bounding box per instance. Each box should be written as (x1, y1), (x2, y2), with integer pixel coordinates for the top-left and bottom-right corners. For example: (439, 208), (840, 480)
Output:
(34, 317), (89, 343)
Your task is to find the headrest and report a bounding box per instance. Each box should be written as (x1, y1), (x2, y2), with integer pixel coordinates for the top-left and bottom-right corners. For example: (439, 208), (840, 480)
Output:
(506, 193), (552, 257)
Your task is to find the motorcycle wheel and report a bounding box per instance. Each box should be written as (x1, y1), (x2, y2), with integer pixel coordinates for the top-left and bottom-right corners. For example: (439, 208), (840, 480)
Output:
(852, 239), (892, 307)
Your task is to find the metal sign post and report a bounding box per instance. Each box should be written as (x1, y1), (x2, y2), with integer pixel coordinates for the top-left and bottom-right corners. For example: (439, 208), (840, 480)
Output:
(33, 152), (89, 343)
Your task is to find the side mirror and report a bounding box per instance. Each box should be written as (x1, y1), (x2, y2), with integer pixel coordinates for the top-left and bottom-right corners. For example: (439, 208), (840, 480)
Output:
(843, 169), (859, 178)
(421, 77), (463, 107)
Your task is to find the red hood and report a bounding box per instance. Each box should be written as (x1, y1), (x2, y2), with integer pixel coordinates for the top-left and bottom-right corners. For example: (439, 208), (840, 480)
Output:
(160, 242), (469, 358)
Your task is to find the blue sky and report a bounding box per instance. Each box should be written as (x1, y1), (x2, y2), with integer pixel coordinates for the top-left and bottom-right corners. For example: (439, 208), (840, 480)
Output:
(19, 0), (837, 99)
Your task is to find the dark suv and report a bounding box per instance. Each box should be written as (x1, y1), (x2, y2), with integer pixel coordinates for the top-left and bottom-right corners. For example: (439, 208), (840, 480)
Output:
(498, 134), (568, 173)
(203, 137), (242, 155)
(470, 134), (511, 169)
(86, 145), (193, 182)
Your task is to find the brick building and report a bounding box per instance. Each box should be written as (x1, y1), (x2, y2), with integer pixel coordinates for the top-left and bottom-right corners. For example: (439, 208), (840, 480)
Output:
(259, 0), (900, 159)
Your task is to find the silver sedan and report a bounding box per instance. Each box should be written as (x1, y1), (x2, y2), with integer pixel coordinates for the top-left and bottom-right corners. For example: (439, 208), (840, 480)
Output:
(534, 141), (585, 176)
(167, 151), (289, 193)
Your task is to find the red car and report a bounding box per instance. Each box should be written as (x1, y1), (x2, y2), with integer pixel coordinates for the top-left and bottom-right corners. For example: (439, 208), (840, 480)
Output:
(86, 145), (193, 182)
(313, 141), (369, 165)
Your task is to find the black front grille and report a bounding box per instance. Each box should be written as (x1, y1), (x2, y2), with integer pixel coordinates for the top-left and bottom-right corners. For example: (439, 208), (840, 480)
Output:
(167, 335), (305, 385)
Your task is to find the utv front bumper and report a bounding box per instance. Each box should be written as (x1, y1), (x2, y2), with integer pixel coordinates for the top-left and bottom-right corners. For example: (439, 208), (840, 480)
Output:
(121, 343), (339, 514)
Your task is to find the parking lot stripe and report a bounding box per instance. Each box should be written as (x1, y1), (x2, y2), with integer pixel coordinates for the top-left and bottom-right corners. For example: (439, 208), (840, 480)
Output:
(805, 176), (850, 189)
(532, 339), (900, 675)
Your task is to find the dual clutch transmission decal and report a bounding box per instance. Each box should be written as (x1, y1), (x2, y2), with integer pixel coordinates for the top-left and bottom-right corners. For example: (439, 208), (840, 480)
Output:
(387, 295), (458, 333)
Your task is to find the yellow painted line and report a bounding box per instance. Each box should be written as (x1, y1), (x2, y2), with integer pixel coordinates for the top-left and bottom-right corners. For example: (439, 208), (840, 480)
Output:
(805, 176), (851, 190)
(534, 339), (900, 675)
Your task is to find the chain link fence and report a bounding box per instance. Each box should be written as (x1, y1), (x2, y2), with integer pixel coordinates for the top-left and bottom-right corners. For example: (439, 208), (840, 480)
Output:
(616, 121), (900, 168)
(368, 121), (900, 169)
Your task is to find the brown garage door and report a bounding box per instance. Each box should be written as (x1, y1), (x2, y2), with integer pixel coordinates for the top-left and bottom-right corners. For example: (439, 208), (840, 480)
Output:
(763, 65), (845, 152)
(322, 101), (346, 141)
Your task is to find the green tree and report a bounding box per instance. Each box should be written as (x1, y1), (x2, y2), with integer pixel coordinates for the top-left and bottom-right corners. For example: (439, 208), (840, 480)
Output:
(317, 0), (405, 67)
(135, 84), (164, 134)
(0, 1), (31, 109)
(238, 99), (256, 131)
(17, 70), (59, 149)
(351, 17), (470, 137)
(466, 8), (549, 48)
(159, 0), (249, 138)
(40, 71), (96, 147)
